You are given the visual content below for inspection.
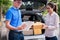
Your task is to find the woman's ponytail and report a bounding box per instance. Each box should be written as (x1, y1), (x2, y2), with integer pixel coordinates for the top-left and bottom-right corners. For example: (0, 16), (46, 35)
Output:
(53, 4), (58, 13)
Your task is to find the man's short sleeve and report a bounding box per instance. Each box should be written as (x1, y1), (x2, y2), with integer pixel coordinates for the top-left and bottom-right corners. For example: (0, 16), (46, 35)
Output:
(6, 10), (12, 21)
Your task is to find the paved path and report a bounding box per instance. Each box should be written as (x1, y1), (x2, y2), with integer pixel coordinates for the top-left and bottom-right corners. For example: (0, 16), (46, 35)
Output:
(0, 22), (60, 40)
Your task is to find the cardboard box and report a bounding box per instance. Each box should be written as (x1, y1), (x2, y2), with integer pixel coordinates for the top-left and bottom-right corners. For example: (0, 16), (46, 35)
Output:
(33, 22), (43, 35)
(33, 22), (43, 29)
(0, 22), (2, 27)
(33, 29), (42, 35)
(23, 22), (44, 35)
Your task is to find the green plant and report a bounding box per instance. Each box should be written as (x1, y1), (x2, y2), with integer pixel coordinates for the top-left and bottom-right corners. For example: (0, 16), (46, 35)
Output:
(58, 3), (60, 16)
(0, 0), (12, 15)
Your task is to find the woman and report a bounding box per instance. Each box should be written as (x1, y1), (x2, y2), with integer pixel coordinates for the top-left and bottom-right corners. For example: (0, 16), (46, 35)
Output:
(43, 2), (59, 40)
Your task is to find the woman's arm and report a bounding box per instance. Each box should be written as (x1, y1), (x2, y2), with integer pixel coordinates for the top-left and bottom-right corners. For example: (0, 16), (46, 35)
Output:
(46, 15), (59, 30)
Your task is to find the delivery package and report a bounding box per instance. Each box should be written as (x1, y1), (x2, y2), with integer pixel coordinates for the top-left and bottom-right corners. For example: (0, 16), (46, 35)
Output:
(33, 22), (43, 35)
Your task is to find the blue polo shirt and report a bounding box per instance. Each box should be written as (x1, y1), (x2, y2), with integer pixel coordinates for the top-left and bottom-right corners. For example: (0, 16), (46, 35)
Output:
(6, 7), (22, 27)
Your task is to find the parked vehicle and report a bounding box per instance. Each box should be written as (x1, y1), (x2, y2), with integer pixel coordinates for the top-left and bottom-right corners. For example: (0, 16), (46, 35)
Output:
(20, 0), (48, 35)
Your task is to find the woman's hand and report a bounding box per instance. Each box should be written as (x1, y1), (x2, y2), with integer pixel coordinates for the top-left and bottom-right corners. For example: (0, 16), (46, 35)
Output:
(42, 23), (48, 29)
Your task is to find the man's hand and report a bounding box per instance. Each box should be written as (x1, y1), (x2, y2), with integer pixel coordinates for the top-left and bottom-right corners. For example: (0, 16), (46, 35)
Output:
(22, 24), (26, 29)
(17, 24), (26, 30)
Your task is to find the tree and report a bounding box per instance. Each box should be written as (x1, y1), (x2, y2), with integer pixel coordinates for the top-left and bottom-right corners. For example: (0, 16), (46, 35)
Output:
(0, 0), (12, 21)
(0, 0), (12, 15)
(58, 0), (60, 16)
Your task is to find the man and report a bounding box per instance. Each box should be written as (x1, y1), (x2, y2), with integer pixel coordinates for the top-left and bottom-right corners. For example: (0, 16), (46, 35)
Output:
(5, 0), (26, 40)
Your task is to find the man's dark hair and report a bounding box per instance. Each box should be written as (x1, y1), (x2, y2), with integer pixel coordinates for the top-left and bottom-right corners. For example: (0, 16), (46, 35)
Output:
(14, 0), (16, 1)
(14, 0), (22, 1)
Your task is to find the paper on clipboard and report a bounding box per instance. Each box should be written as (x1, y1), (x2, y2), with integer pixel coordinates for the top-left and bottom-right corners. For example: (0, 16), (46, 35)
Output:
(22, 21), (34, 31)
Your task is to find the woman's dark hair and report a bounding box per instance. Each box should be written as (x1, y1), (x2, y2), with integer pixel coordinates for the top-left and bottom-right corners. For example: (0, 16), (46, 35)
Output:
(54, 4), (58, 13)
(47, 2), (57, 12)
